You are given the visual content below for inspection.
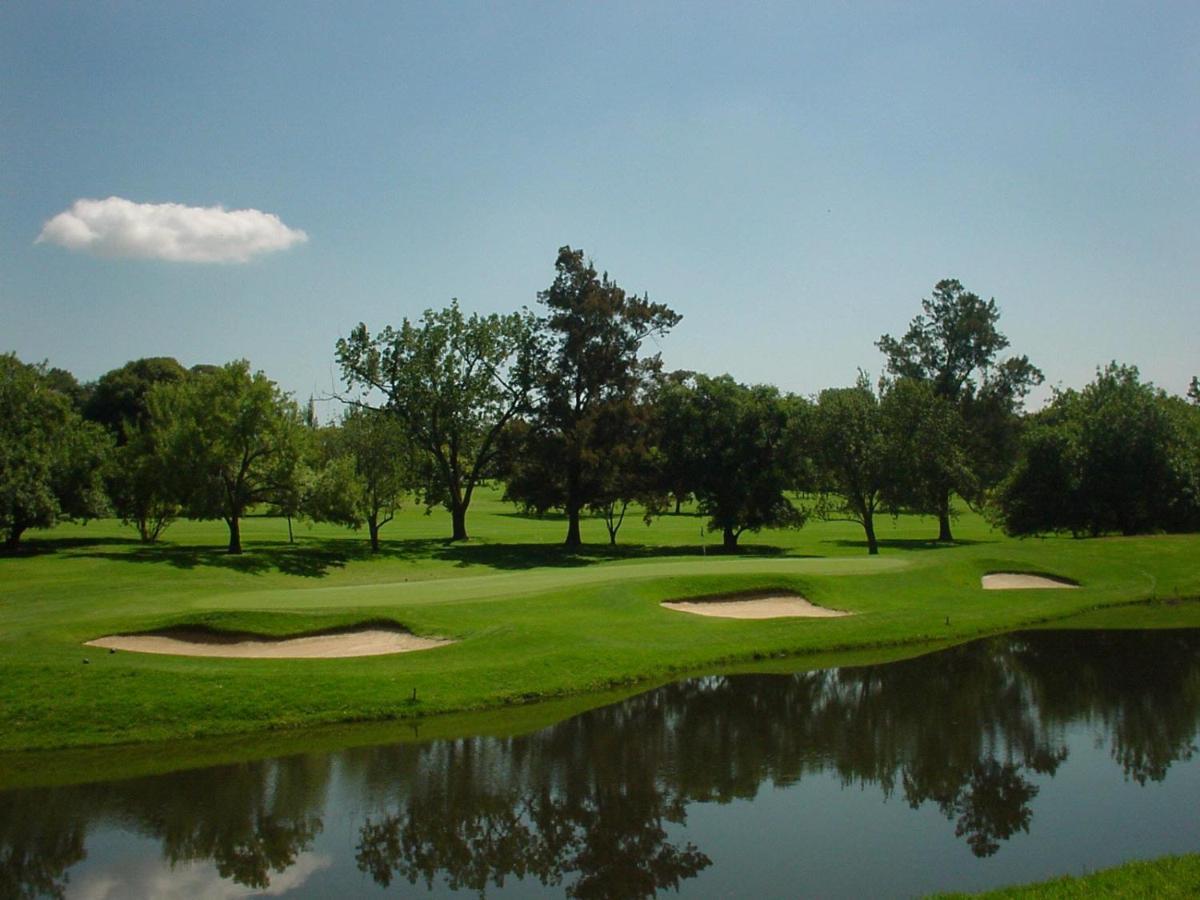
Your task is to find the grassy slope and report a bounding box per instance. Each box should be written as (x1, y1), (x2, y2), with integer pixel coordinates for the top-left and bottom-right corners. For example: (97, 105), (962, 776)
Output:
(3, 486), (1199, 755)
(931, 854), (1200, 898)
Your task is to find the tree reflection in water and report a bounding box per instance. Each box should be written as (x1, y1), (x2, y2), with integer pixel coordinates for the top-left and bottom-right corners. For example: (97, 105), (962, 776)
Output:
(2, 630), (1199, 898)
(0, 753), (329, 898)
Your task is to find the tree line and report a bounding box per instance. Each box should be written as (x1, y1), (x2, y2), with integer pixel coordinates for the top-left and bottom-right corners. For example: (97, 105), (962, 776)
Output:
(4, 246), (1199, 553)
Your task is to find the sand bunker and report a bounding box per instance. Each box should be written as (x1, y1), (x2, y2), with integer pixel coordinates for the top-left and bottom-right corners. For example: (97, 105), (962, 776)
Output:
(85, 628), (453, 659)
(981, 573), (1078, 591)
(662, 591), (850, 620)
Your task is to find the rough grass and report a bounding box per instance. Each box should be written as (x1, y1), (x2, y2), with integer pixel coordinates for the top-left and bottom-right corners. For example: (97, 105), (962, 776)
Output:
(3, 486), (1199, 756)
(931, 853), (1200, 898)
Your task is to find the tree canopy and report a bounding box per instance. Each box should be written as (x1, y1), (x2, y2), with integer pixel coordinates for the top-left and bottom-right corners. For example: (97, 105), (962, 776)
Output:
(337, 300), (537, 541)
(307, 407), (417, 551)
(812, 376), (893, 554)
(83, 357), (189, 438)
(84, 357), (191, 542)
(151, 360), (306, 553)
(877, 279), (1042, 541)
(504, 246), (681, 547)
(0, 353), (110, 549)
(657, 373), (805, 550)
(994, 363), (1200, 537)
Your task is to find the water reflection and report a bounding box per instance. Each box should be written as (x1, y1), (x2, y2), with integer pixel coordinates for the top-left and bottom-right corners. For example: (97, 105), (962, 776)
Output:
(2, 630), (1199, 898)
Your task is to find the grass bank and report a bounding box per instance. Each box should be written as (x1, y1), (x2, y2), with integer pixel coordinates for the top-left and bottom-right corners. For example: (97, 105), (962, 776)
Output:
(3, 486), (1199, 755)
(932, 853), (1200, 898)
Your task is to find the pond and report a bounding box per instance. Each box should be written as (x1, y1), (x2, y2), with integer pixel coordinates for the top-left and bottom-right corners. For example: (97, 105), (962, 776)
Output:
(3, 629), (1200, 898)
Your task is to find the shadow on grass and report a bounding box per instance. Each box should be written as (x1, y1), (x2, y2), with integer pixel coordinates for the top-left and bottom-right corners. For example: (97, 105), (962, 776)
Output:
(0, 535), (144, 558)
(823, 537), (994, 553)
(494, 510), (570, 522)
(435, 541), (794, 570)
(50, 534), (801, 577)
(70, 538), (451, 577)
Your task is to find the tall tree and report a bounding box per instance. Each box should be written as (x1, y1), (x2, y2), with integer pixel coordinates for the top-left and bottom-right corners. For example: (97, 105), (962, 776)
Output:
(152, 360), (305, 554)
(656, 373), (806, 550)
(307, 408), (417, 551)
(812, 376), (891, 555)
(877, 279), (1042, 541)
(337, 301), (537, 542)
(85, 357), (190, 542)
(878, 377), (974, 530)
(0, 354), (110, 549)
(507, 246), (681, 547)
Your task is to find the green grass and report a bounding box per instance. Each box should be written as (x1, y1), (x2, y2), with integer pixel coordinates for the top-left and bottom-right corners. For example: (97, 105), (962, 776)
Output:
(3, 485), (1199, 759)
(931, 853), (1200, 897)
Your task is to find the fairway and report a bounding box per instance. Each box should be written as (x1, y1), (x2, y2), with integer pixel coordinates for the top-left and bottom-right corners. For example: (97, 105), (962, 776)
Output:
(3, 485), (1199, 755)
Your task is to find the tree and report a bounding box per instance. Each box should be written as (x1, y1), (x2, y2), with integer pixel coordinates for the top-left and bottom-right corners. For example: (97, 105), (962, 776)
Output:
(85, 358), (190, 543)
(43, 366), (90, 412)
(507, 246), (681, 548)
(586, 400), (667, 545)
(993, 363), (1200, 537)
(0, 354), (110, 549)
(877, 279), (1042, 541)
(812, 375), (892, 555)
(152, 361), (305, 554)
(656, 373), (806, 550)
(876, 377), (974, 532)
(83, 357), (189, 434)
(307, 408), (417, 551)
(110, 419), (181, 543)
(337, 300), (537, 542)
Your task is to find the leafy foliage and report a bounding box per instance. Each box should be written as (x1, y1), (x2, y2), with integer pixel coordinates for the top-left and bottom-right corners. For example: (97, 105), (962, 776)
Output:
(85, 357), (191, 542)
(994, 363), (1200, 536)
(0, 353), (110, 549)
(150, 361), (306, 553)
(307, 408), (418, 551)
(656, 373), (806, 549)
(337, 300), (537, 540)
(505, 247), (681, 546)
(877, 279), (1042, 540)
(83, 357), (189, 437)
(812, 375), (893, 554)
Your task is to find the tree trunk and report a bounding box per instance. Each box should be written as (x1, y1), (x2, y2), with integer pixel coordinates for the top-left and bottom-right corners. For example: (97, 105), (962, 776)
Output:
(674, 496), (682, 515)
(722, 525), (738, 551)
(368, 517), (380, 552)
(565, 503), (583, 548)
(936, 492), (953, 543)
(450, 503), (468, 542)
(226, 515), (243, 554)
(863, 514), (879, 555)
(4, 525), (23, 550)
(287, 515), (294, 544)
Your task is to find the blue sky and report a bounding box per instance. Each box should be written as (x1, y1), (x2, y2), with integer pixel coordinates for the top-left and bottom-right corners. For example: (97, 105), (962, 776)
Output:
(3, 2), (1197, 411)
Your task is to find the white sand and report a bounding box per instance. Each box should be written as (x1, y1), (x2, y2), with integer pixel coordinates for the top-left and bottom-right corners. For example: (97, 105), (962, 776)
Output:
(661, 593), (850, 619)
(981, 573), (1078, 591)
(85, 628), (454, 659)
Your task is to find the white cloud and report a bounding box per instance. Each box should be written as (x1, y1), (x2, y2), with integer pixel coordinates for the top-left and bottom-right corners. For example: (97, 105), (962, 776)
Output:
(68, 851), (333, 900)
(37, 196), (308, 263)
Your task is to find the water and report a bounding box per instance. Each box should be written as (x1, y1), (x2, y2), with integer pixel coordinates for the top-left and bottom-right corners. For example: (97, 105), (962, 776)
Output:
(3, 630), (1199, 898)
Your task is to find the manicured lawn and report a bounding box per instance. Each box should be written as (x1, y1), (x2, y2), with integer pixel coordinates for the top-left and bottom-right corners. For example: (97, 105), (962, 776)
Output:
(3, 486), (1199, 755)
